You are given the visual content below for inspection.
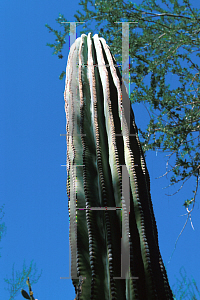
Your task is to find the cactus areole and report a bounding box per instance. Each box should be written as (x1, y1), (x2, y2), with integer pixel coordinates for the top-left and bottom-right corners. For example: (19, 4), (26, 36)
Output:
(64, 33), (173, 300)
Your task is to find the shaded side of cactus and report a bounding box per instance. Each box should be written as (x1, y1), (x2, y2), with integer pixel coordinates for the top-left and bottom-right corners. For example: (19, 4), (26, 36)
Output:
(64, 32), (173, 300)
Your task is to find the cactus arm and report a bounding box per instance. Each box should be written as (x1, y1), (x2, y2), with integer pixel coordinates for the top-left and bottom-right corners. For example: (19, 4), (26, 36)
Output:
(99, 35), (173, 299)
(78, 33), (110, 299)
(89, 33), (128, 299)
(65, 33), (174, 299)
(65, 33), (121, 299)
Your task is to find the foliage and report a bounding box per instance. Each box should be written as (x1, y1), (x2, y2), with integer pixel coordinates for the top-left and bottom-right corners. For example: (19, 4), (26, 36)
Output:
(172, 266), (200, 300)
(0, 204), (42, 299)
(0, 203), (7, 257)
(4, 260), (42, 300)
(45, 0), (200, 213)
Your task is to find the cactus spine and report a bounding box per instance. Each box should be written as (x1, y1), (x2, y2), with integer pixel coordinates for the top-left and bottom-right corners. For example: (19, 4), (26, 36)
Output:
(64, 32), (173, 300)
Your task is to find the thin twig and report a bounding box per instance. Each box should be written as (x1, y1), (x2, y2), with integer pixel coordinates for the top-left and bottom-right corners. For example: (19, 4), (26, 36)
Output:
(167, 173), (198, 265)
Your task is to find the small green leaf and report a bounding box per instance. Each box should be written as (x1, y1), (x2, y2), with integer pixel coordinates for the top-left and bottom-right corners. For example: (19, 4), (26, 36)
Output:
(59, 71), (66, 80)
(183, 199), (193, 208)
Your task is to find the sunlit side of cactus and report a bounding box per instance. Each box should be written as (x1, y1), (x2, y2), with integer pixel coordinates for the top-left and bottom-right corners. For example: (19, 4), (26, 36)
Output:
(64, 32), (173, 300)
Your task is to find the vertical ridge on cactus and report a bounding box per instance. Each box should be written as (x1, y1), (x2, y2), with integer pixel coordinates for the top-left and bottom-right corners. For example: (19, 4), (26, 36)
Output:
(64, 32), (173, 300)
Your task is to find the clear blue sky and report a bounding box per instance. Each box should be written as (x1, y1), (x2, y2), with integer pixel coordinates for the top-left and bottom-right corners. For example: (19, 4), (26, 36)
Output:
(1, 0), (199, 299)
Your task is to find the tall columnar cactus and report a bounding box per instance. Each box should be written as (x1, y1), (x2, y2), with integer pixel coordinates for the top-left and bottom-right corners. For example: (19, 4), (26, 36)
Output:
(64, 32), (173, 300)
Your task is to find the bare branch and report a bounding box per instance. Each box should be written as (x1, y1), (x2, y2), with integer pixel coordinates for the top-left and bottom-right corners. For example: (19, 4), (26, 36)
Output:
(167, 212), (190, 265)
(167, 173), (199, 265)
(121, 1), (193, 20)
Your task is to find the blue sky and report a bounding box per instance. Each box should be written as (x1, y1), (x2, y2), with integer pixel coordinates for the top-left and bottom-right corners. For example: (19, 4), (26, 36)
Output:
(1, 0), (200, 299)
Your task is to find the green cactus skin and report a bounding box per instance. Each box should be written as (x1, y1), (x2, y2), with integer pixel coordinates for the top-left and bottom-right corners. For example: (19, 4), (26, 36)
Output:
(64, 33), (173, 300)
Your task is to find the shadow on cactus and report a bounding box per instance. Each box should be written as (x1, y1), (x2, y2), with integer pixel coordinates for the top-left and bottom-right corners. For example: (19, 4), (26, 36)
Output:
(64, 32), (174, 299)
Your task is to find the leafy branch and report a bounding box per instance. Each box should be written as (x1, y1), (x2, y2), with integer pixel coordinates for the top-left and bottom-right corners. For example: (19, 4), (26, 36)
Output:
(4, 260), (42, 300)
